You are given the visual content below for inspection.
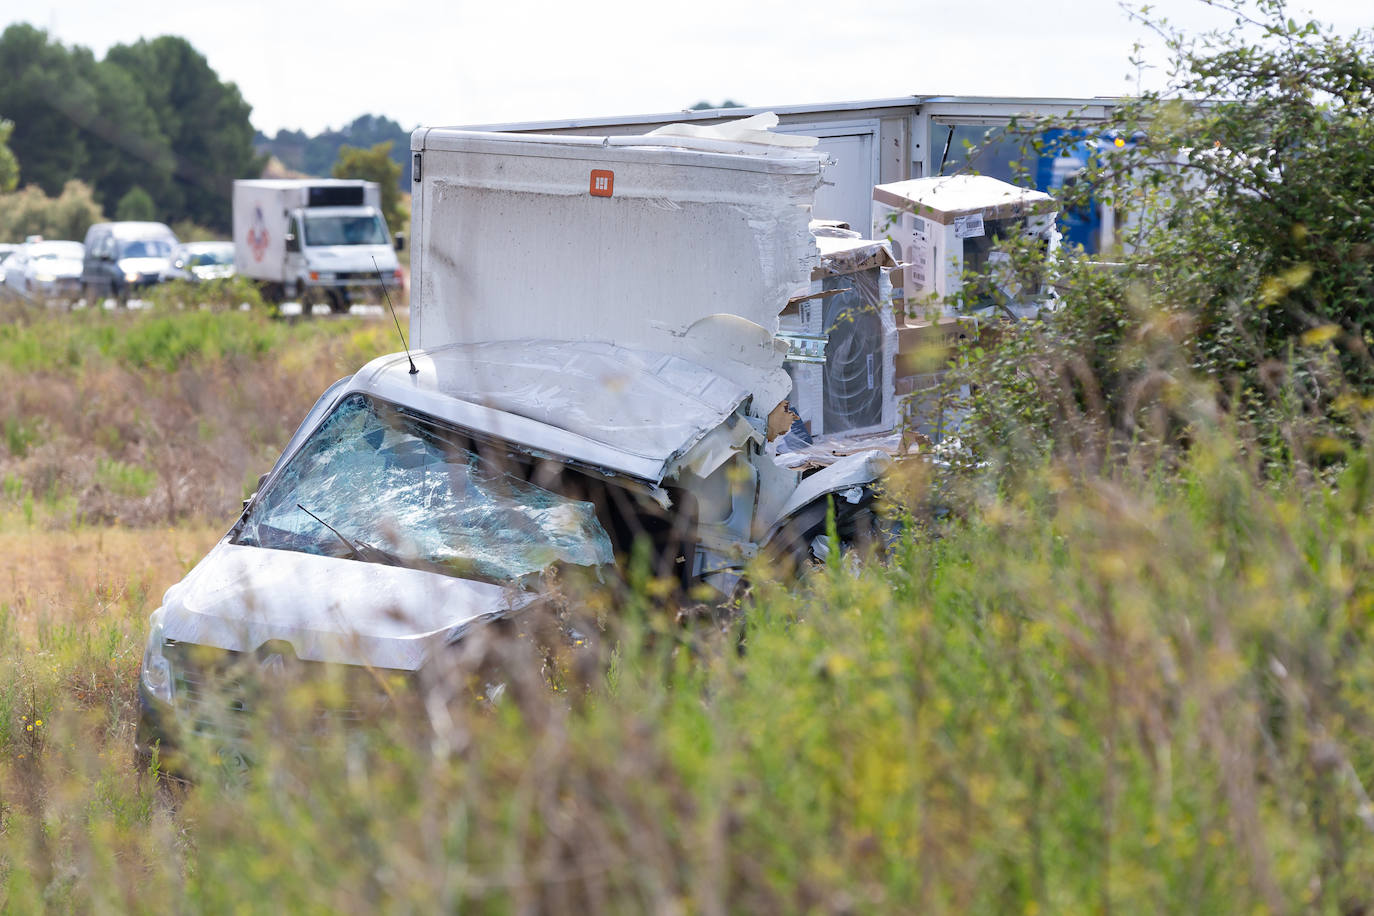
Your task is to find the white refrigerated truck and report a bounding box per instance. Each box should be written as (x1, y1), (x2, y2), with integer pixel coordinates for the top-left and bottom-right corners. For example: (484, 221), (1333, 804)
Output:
(232, 179), (403, 311)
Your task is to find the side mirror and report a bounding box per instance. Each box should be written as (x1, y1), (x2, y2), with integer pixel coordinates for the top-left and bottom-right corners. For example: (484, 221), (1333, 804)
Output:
(242, 473), (269, 510)
(393, 232), (406, 252)
(285, 233), (300, 253)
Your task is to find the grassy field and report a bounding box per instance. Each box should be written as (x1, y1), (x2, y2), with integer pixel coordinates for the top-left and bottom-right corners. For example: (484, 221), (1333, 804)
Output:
(1, 301), (1372, 912)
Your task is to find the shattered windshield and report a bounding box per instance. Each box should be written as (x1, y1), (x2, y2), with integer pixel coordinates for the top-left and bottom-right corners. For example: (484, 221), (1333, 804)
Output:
(234, 393), (614, 583)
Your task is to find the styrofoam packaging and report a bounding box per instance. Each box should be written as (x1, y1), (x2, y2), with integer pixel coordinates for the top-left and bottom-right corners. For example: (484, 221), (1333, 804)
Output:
(409, 120), (827, 414)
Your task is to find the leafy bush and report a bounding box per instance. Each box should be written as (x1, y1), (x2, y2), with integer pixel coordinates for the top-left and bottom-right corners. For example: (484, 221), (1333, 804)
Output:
(0, 178), (104, 242)
(956, 1), (1374, 472)
(145, 277), (268, 315)
(94, 457), (155, 498)
(113, 185), (156, 222)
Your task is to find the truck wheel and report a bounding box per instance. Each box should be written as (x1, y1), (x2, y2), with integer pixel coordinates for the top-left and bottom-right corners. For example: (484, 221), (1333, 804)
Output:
(327, 290), (349, 314)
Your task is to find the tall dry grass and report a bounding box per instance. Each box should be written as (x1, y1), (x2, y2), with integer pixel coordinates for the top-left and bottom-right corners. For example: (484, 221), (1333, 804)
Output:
(0, 299), (393, 526)
(0, 300), (1371, 912)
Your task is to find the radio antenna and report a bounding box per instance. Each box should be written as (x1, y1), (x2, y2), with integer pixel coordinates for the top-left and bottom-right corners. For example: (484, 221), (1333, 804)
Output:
(374, 257), (417, 375)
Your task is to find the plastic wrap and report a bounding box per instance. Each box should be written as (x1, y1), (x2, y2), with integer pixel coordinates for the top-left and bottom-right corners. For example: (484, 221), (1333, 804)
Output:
(354, 340), (757, 486)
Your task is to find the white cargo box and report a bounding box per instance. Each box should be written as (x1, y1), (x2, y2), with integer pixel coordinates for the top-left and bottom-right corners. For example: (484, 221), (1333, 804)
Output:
(233, 179), (384, 284)
(408, 121), (827, 411)
(873, 175), (1057, 316)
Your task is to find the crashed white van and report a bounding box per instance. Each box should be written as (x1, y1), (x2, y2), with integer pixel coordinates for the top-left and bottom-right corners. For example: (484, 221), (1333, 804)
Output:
(137, 116), (890, 761)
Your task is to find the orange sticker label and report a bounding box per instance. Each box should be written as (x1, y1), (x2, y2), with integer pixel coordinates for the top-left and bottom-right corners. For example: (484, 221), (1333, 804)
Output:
(589, 169), (614, 197)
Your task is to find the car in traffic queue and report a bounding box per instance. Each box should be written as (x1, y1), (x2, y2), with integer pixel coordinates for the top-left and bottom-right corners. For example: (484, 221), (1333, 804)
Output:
(162, 240), (237, 283)
(81, 221), (178, 303)
(2, 239), (85, 303)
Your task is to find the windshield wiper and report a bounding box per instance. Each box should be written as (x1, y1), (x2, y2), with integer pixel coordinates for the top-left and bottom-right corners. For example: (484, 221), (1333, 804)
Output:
(296, 504), (405, 568)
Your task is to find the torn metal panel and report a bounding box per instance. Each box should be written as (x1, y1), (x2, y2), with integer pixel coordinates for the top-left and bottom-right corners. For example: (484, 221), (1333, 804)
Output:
(763, 449), (892, 540)
(159, 542), (535, 670)
(644, 112), (822, 152)
(672, 314), (793, 417)
(669, 414), (760, 480)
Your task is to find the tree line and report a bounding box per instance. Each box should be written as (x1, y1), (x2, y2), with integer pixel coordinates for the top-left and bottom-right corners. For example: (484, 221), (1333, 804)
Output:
(0, 23), (264, 232)
(257, 114), (414, 187)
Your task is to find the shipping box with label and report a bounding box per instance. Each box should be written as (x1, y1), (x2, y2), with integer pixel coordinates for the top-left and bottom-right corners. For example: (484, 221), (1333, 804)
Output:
(872, 175), (1057, 318)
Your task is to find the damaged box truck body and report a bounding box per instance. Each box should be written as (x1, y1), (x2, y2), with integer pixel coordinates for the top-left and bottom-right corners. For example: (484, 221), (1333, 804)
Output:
(406, 118), (892, 587)
(137, 118), (891, 767)
(407, 124), (823, 406)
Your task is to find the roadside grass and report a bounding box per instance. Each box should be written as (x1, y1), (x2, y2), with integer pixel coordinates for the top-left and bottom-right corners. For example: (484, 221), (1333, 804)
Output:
(0, 300), (392, 526)
(1, 301), (1373, 911)
(0, 429), (1371, 911)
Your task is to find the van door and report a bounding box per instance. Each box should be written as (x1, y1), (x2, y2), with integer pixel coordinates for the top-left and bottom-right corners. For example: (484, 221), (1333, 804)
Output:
(88, 231), (117, 293)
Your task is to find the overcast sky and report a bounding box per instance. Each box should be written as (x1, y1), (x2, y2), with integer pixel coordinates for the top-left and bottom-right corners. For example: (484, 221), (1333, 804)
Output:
(8, 0), (1371, 136)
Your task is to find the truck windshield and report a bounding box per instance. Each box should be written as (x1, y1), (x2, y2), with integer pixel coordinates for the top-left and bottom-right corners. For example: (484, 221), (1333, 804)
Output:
(234, 393), (614, 584)
(303, 215), (388, 247)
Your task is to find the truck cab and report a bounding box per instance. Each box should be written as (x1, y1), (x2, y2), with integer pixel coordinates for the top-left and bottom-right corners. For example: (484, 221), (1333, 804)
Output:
(234, 179), (403, 312)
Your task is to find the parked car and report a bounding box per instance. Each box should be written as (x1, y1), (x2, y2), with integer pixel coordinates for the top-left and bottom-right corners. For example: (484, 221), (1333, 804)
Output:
(3, 239), (85, 302)
(81, 221), (178, 303)
(136, 339), (887, 769)
(162, 241), (236, 282)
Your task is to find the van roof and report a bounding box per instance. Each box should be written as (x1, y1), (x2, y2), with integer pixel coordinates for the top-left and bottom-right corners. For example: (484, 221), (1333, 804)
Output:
(99, 221), (177, 239)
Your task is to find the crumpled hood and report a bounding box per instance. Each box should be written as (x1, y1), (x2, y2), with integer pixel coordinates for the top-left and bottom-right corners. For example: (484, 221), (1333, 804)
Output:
(158, 541), (534, 670)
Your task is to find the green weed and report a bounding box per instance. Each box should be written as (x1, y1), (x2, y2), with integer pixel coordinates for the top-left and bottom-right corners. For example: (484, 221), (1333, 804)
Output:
(94, 458), (156, 499)
(3, 415), (39, 458)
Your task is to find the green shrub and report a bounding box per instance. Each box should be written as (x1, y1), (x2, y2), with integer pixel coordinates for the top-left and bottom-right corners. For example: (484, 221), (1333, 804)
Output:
(113, 185), (156, 222)
(3, 414), (39, 457)
(146, 276), (268, 313)
(0, 178), (104, 242)
(94, 458), (155, 499)
(951, 0), (1374, 471)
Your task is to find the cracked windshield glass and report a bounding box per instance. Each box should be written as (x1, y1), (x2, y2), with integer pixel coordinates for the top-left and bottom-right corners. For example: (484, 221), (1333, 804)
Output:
(235, 393), (613, 582)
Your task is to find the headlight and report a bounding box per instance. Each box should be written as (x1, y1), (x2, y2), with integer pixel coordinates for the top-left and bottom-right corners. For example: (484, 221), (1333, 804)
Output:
(34, 272), (56, 283)
(141, 617), (175, 705)
(124, 270), (140, 283)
